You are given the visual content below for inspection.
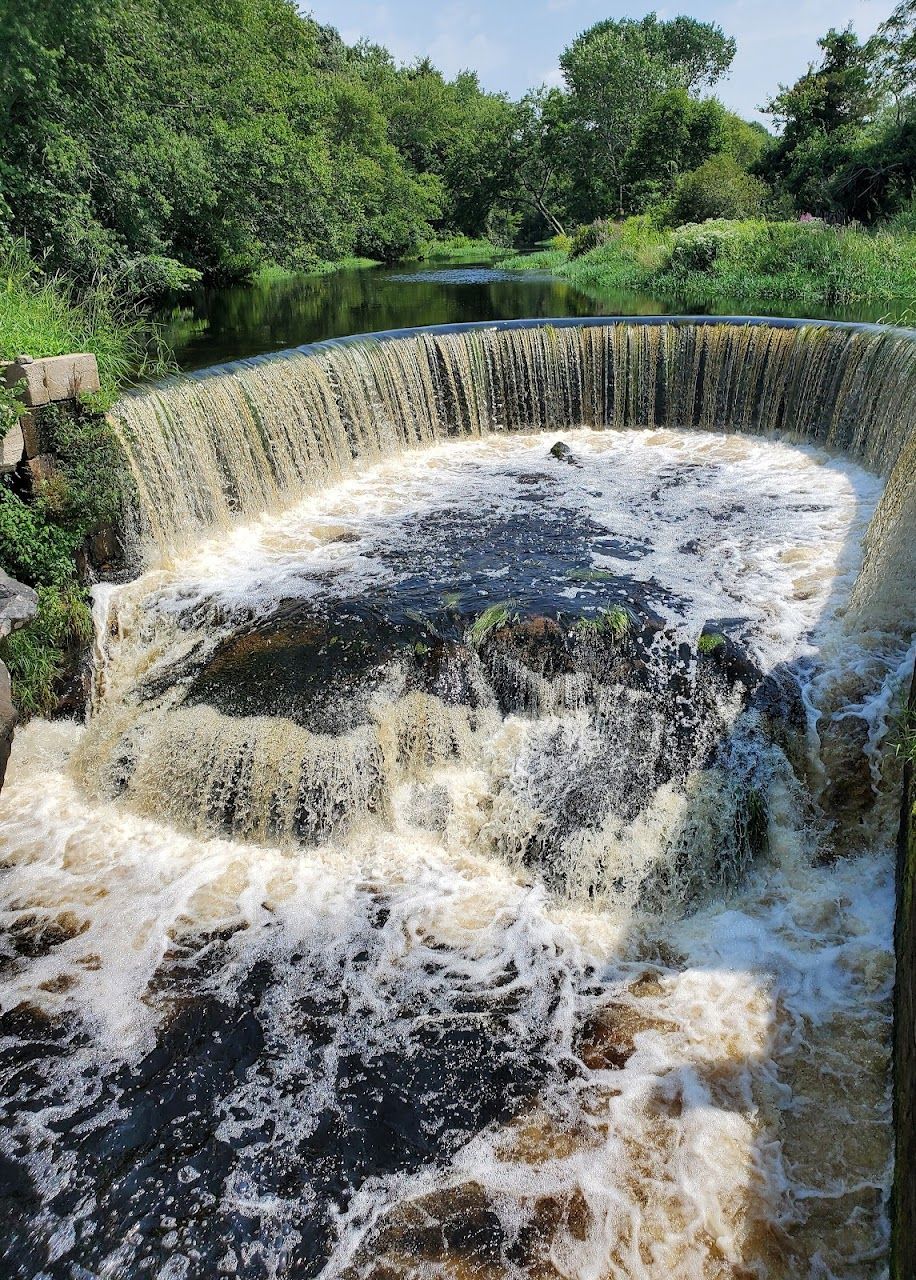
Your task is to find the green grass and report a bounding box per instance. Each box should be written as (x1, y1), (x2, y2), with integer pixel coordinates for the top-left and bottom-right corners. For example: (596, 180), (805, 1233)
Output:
(502, 249), (568, 272)
(577, 605), (633, 640)
(0, 584), (93, 718)
(698, 631), (727, 654)
(893, 702), (916, 767)
(254, 257), (379, 285)
(419, 235), (512, 263)
(505, 217), (916, 306)
(468, 603), (514, 644)
(0, 241), (174, 403)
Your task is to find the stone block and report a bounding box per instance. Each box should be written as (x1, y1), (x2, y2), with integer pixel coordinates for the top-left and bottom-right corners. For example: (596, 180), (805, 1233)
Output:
(0, 569), (37, 639)
(3, 353), (101, 406)
(27, 453), (55, 484)
(0, 421), (23, 472)
(20, 409), (41, 458)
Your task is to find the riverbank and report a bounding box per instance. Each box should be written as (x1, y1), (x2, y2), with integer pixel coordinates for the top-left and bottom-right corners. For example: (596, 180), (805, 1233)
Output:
(505, 218), (916, 312)
(0, 245), (157, 717)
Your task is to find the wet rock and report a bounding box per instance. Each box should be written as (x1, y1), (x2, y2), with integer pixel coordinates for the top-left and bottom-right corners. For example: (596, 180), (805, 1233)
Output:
(819, 712), (875, 849)
(576, 1004), (638, 1070)
(0, 930), (552, 1280)
(0, 570), (37, 640)
(549, 440), (579, 466)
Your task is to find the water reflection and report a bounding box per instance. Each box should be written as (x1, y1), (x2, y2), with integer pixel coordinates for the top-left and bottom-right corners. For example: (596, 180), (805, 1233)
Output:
(160, 259), (898, 374)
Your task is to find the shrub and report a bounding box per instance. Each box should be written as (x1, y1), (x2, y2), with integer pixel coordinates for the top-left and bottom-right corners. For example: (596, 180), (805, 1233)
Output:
(669, 155), (767, 226)
(0, 240), (173, 403)
(570, 220), (614, 258)
(0, 486), (81, 588)
(36, 405), (132, 537)
(667, 220), (740, 273)
(509, 213), (916, 306)
(0, 584), (93, 718)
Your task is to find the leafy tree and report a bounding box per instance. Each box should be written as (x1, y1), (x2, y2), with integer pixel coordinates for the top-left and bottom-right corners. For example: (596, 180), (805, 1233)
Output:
(622, 90), (731, 210)
(669, 154), (768, 224)
(506, 90), (577, 237)
(0, 0), (443, 282)
(637, 14), (736, 90)
(559, 14), (736, 215)
(766, 28), (878, 150)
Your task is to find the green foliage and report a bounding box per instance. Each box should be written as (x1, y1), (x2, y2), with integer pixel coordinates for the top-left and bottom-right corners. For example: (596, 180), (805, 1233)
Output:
(0, 486), (81, 588)
(578, 605), (633, 640)
(559, 218), (670, 291)
(0, 0), (449, 283)
(891, 699), (916, 766)
(760, 15), (916, 224)
(501, 249), (569, 272)
(0, 394), (130, 718)
(698, 632), (727, 653)
(0, 584), (93, 718)
(570, 221), (614, 258)
(0, 383), (26, 437)
(523, 215), (916, 305)
(558, 14), (737, 217)
(37, 406), (132, 536)
(468, 604), (514, 644)
(659, 219), (916, 301)
(419, 236), (511, 262)
(669, 155), (768, 225)
(0, 241), (172, 401)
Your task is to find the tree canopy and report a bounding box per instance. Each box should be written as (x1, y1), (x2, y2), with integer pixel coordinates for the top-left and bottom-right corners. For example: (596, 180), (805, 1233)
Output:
(6, 0), (915, 287)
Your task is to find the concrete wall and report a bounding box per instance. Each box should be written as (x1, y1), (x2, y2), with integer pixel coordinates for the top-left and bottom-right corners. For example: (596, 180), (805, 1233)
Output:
(894, 668), (916, 1278)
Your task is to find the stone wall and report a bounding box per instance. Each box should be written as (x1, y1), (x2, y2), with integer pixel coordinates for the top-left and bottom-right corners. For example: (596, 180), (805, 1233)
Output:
(2, 352), (101, 481)
(894, 667), (916, 1279)
(0, 352), (101, 785)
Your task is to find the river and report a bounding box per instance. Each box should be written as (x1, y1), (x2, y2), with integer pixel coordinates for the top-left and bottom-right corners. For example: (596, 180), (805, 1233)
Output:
(160, 259), (898, 372)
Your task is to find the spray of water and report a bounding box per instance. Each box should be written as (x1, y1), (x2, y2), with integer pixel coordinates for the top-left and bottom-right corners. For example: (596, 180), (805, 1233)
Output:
(2, 322), (915, 1279)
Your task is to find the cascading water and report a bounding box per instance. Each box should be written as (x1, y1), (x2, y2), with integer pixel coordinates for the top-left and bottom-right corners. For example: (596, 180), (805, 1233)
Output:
(2, 321), (915, 1279)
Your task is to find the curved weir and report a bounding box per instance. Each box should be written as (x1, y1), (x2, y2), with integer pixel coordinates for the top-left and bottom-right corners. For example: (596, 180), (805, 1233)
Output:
(114, 318), (916, 631)
(2, 319), (915, 1279)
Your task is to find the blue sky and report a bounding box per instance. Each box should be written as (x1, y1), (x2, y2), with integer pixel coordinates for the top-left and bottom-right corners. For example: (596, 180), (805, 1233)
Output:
(304, 0), (887, 122)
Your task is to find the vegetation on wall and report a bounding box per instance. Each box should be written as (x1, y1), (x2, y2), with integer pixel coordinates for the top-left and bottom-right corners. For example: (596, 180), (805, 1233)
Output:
(0, 391), (133, 717)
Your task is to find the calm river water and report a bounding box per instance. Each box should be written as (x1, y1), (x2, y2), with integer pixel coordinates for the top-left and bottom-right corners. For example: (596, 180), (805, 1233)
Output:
(160, 259), (896, 372)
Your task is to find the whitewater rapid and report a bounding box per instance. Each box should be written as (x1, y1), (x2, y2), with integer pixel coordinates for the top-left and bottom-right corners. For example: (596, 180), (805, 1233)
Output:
(0, 429), (910, 1279)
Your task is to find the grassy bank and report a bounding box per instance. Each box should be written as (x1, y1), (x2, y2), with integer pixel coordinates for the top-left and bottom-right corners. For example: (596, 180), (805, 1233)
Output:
(418, 235), (513, 263)
(0, 243), (159, 715)
(0, 242), (173, 402)
(505, 218), (916, 306)
(253, 258), (380, 285)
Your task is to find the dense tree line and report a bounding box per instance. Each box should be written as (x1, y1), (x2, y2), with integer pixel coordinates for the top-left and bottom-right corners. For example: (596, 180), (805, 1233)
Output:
(0, 0), (512, 288)
(3, 0), (916, 294)
(762, 3), (916, 224)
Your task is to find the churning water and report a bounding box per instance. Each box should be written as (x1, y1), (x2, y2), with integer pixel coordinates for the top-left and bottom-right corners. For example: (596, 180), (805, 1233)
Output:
(1, 415), (911, 1279)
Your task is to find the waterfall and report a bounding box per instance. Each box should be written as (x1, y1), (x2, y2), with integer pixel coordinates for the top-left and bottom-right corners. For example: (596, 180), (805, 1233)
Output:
(114, 318), (916, 633)
(2, 318), (912, 1279)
